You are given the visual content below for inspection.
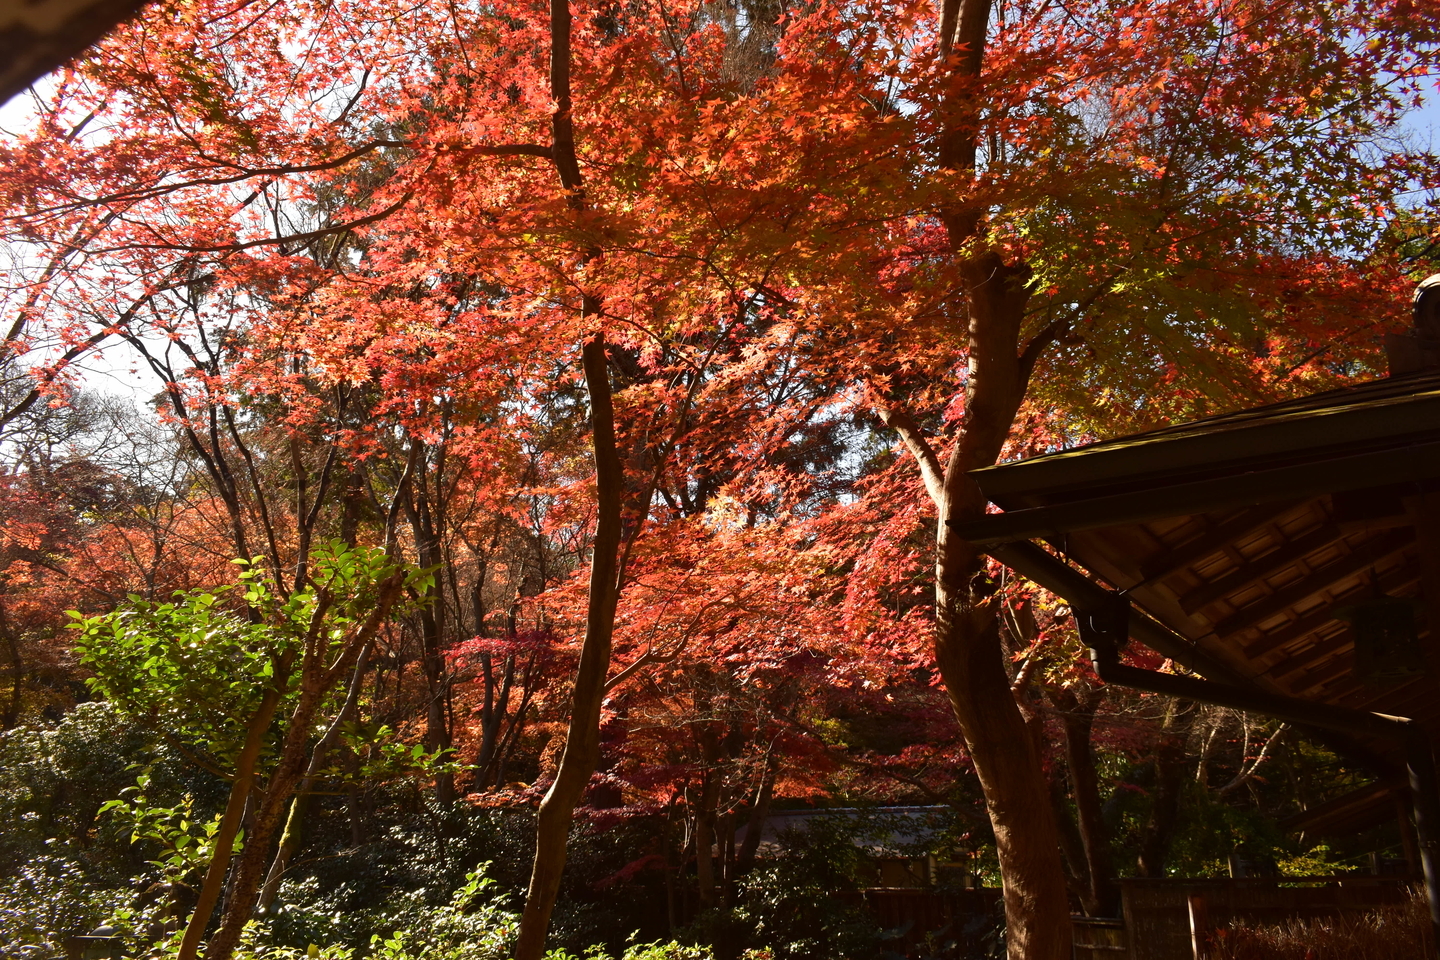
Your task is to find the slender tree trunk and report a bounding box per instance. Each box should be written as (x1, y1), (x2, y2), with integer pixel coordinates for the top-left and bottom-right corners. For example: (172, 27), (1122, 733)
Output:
(1138, 701), (1196, 877)
(514, 332), (623, 960)
(402, 452), (455, 804)
(202, 576), (403, 960)
(694, 727), (723, 910)
(734, 759), (773, 877)
(1049, 764), (1091, 902)
(203, 728), (317, 960)
(255, 791), (311, 915)
(1052, 685), (1120, 917)
(257, 650), (374, 913)
(176, 687), (285, 960)
(0, 603), (23, 729)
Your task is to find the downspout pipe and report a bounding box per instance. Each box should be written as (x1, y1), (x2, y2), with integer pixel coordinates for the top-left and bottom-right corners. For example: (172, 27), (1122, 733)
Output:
(1074, 593), (1440, 957)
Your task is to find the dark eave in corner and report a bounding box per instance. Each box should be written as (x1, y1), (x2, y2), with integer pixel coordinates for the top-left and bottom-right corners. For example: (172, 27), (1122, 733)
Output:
(969, 371), (1440, 506)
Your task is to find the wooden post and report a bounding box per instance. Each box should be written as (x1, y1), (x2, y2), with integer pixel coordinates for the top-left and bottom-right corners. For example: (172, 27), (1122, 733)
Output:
(1408, 492), (1440, 957)
(1399, 794), (1422, 875)
(1403, 729), (1440, 959)
(1187, 892), (1210, 960)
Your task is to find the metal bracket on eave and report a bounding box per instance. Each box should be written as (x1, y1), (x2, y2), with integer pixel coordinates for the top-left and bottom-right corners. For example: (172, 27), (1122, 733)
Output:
(989, 538), (1405, 775)
(949, 438), (1440, 546)
(984, 539), (1245, 686)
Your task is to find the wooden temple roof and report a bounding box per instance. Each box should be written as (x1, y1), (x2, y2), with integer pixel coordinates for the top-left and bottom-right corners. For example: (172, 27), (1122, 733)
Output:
(957, 368), (1440, 807)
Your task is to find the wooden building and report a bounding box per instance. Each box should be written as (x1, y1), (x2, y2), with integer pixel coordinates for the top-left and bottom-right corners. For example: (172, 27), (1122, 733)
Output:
(953, 278), (1440, 956)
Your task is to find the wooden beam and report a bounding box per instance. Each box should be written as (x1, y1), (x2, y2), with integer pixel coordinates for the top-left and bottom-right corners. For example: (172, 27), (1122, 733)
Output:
(1244, 613), (1348, 662)
(1279, 779), (1405, 836)
(1240, 568), (1421, 661)
(1266, 631), (1353, 681)
(1135, 504), (1300, 588)
(986, 540), (1247, 684)
(953, 439), (1440, 546)
(999, 538), (1405, 782)
(1291, 656), (1354, 697)
(1211, 529), (1414, 638)
(1327, 639), (1434, 710)
(971, 380), (1440, 502)
(1336, 671), (1431, 713)
(1179, 523), (1346, 614)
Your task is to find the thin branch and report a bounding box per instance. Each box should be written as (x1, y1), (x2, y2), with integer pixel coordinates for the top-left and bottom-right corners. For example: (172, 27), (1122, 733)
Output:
(873, 397), (945, 505)
(1217, 723), (1290, 797)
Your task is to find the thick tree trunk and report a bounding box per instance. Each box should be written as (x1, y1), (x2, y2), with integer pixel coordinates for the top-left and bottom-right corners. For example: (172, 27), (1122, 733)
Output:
(514, 332), (623, 960)
(942, 258), (1071, 960)
(933, 559), (1072, 960)
(898, 0), (1078, 943)
(880, 251), (1072, 958)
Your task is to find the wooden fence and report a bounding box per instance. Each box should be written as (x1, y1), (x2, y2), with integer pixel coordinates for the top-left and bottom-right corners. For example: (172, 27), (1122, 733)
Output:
(840, 878), (1414, 959)
(1116, 876), (1415, 960)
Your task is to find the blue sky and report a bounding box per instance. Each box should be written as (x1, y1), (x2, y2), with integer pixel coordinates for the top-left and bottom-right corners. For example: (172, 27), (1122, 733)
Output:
(1406, 83), (1440, 146)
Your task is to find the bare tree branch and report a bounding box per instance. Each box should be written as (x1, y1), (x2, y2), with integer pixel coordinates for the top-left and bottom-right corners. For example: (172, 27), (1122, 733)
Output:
(874, 397), (945, 505)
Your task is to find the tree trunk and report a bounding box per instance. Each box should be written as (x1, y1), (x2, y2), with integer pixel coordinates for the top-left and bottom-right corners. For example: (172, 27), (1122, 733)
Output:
(257, 649), (374, 913)
(0, 603), (23, 729)
(402, 450), (455, 805)
(876, 249), (1072, 958)
(1049, 764), (1092, 905)
(1053, 685), (1120, 917)
(176, 686), (285, 960)
(514, 332), (623, 960)
(255, 790), (311, 915)
(694, 725), (723, 910)
(734, 759), (773, 878)
(203, 724), (317, 960)
(933, 255), (1071, 959)
(933, 565), (1072, 959)
(1138, 700), (1196, 878)
(201, 575), (403, 960)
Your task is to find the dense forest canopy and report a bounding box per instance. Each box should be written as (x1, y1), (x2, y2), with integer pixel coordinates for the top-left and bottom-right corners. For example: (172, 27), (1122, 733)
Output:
(1, 0), (1438, 957)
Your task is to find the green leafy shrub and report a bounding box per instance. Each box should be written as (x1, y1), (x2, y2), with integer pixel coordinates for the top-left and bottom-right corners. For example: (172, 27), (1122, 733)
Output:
(0, 703), (220, 959)
(0, 702), (197, 874)
(0, 856), (135, 959)
(542, 940), (772, 959)
(251, 803), (668, 957)
(216, 866), (515, 960)
(717, 816), (897, 960)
